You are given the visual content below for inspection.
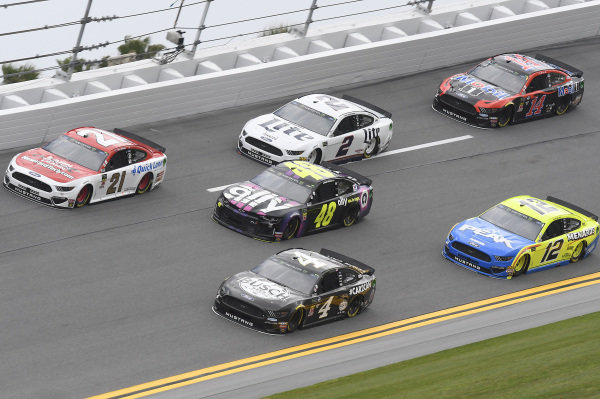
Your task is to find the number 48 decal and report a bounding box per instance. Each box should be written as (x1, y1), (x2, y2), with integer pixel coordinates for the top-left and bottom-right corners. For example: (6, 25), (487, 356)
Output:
(315, 201), (336, 228)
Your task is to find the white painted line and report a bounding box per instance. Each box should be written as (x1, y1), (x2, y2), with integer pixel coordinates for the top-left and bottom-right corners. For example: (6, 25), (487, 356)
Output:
(372, 134), (473, 158)
(206, 135), (474, 192)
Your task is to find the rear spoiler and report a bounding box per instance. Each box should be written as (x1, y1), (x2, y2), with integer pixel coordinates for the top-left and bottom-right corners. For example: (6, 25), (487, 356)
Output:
(319, 248), (375, 275)
(546, 196), (598, 221)
(321, 161), (372, 186)
(343, 95), (392, 119)
(113, 128), (166, 153)
(535, 54), (583, 78)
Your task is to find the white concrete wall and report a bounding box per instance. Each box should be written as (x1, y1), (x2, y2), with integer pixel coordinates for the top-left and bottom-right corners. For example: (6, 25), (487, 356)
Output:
(0, 0), (599, 150)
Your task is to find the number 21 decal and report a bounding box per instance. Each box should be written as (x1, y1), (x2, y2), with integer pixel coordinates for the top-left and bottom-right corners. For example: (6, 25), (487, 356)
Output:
(106, 171), (126, 194)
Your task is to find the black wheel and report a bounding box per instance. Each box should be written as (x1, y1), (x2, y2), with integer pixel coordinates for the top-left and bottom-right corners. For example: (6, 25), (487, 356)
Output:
(287, 308), (304, 333)
(307, 149), (322, 165)
(282, 217), (299, 240)
(343, 205), (359, 227)
(74, 185), (92, 208)
(363, 137), (379, 158)
(497, 106), (513, 128)
(513, 254), (530, 277)
(555, 98), (569, 115)
(136, 173), (153, 194)
(570, 241), (586, 263)
(346, 296), (363, 318)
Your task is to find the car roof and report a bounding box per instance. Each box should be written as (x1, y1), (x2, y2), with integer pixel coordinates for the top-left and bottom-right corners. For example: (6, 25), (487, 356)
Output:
(274, 248), (343, 274)
(498, 195), (575, 222)
(492, 54), (556, 75)
(269, 160), (345, 188)
(294, 94), (365, 118)
(65, 127), (135, 152)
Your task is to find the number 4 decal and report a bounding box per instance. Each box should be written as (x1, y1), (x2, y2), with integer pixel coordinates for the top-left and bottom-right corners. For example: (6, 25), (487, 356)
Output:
(318, 296), (334, 319)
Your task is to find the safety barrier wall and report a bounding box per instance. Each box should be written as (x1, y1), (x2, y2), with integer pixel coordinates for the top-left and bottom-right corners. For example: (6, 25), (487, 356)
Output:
(0, 0), (599, 150)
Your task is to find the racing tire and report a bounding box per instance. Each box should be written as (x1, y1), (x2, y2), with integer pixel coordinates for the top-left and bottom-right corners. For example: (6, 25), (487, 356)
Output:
(307, 149), (322, 165)
(282, 217), (299, 240)
(346, 296), (363, 318)
(497, 106), (513, 128)
(363, 137), (379, 159)
(136, 173), (153, 195)
(555, 98), (569, 115)
(287, 308), (304, 333)
(570, 241), (586, 263)
(513, 254), (530, 277)
(74, 185), (92, 208)
(343, 205), (359, 227)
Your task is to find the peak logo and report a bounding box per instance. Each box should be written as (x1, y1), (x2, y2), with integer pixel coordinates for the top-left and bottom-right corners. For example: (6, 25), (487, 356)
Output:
(459, 224), (514, 248)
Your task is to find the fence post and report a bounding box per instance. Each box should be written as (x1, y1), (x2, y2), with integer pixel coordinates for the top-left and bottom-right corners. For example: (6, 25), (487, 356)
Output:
(303, 0), (318, 37)
(67, 0), (93, 80)
(190, 0), (213, 58)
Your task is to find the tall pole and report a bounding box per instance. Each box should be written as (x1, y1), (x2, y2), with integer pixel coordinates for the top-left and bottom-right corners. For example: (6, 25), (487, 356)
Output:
(67, 0), (93, 80)
(190, 0), (213, 58)
(303, 0), (318, 37)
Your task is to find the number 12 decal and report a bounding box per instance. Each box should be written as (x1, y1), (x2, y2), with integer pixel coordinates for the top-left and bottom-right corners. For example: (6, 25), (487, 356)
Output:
(541, 239), (564, 263)
(107, 171), (126, 194)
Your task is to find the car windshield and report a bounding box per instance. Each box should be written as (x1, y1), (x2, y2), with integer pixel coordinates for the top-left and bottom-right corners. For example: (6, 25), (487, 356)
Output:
(250, 168), (312, 203)
(252, 257), (319, 295)
(469, 60), (528, 94)
(480, 204), (544, 241)
(43, 135), (108, 171)
(273, 100), (336, 136)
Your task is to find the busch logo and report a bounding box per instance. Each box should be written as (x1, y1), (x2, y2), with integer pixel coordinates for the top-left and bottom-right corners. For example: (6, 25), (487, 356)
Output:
(459, 224), (514, 249)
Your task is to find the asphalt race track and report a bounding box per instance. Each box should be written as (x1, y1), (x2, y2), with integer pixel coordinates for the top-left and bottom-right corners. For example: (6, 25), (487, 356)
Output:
(1, 37), (599, 399)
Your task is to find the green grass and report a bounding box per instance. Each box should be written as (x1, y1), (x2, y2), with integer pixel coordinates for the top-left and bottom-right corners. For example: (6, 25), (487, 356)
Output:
(263, 311), (600, 399)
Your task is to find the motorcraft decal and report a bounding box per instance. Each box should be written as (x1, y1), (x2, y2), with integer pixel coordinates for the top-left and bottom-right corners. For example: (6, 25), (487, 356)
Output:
(239, 277), (290, 300)
(22, 155), (75, 179)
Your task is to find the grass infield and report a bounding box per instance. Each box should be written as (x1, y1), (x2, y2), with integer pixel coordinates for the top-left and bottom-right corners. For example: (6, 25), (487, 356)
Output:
(263, 311), (600, 399)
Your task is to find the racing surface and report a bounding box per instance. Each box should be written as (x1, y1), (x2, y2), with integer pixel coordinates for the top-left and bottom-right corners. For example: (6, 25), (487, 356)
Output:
(1, 37), (599, 399)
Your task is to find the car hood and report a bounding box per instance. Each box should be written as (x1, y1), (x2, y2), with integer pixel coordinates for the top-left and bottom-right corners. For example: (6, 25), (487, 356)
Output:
(224, 271), (306, 308)
(14, 148), (95, 183)
(451, 217), (534, 256)
(445, 73), (515, 104)
(221, 181), (303, 216)
(244, 114), (322, 148)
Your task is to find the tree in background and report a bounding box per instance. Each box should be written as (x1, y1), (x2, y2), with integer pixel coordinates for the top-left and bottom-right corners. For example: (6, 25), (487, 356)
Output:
(118, 36), (165, 60)
(260, 25), (290, 37)
(57, 57), (91, 73)
(1, 63), (39, 84)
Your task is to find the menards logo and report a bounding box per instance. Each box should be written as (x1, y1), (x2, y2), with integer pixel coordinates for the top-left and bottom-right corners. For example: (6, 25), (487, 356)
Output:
(566, 227), (595, 242)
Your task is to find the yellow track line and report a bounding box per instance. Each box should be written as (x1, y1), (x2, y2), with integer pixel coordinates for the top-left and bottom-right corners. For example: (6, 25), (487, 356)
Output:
(87, 271), (600, 399)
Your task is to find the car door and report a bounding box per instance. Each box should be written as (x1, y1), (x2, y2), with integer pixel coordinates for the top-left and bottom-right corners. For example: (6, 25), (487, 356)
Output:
(325, 114), (378, 161)
(99, 148), (147, 200)
(305, 180), (343, 232)
(531, 218), (570, 269)
(303, 270), (346, 326)
(515, 72), (557, 122)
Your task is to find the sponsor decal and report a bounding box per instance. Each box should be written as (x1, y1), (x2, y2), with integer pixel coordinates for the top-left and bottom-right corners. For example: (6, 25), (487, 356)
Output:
(155, 171), (165, 183)
(558, 82), (581, 97)
(504, 54), (543, 71)
(567, 227), (595, 242)
(28, 171), (41, 177)
(307, 306), (315, 318)
(453, 74), (511, 99)
(349, 281), (371, 296)
(240, 293), (255, 302)
(459, 224), (514, 248)
(22, 155), (75, 180)
(359, 190), (370, 209)
(100, 173), (107, 189)
(259, 118), (314, 141)
(131, 160), (165, 176)
(223, 184), (299, 214)
(338, 300), (348, 312)
(239, 277), (290, 300)
(225, 311), (254, 327)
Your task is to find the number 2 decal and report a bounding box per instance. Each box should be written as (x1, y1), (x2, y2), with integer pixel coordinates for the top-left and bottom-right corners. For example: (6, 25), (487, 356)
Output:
(106, 171), (126, 194)
(541, 239), (564, 263)
(335, 136), (353, 157)
(315, 201), (336, 228)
